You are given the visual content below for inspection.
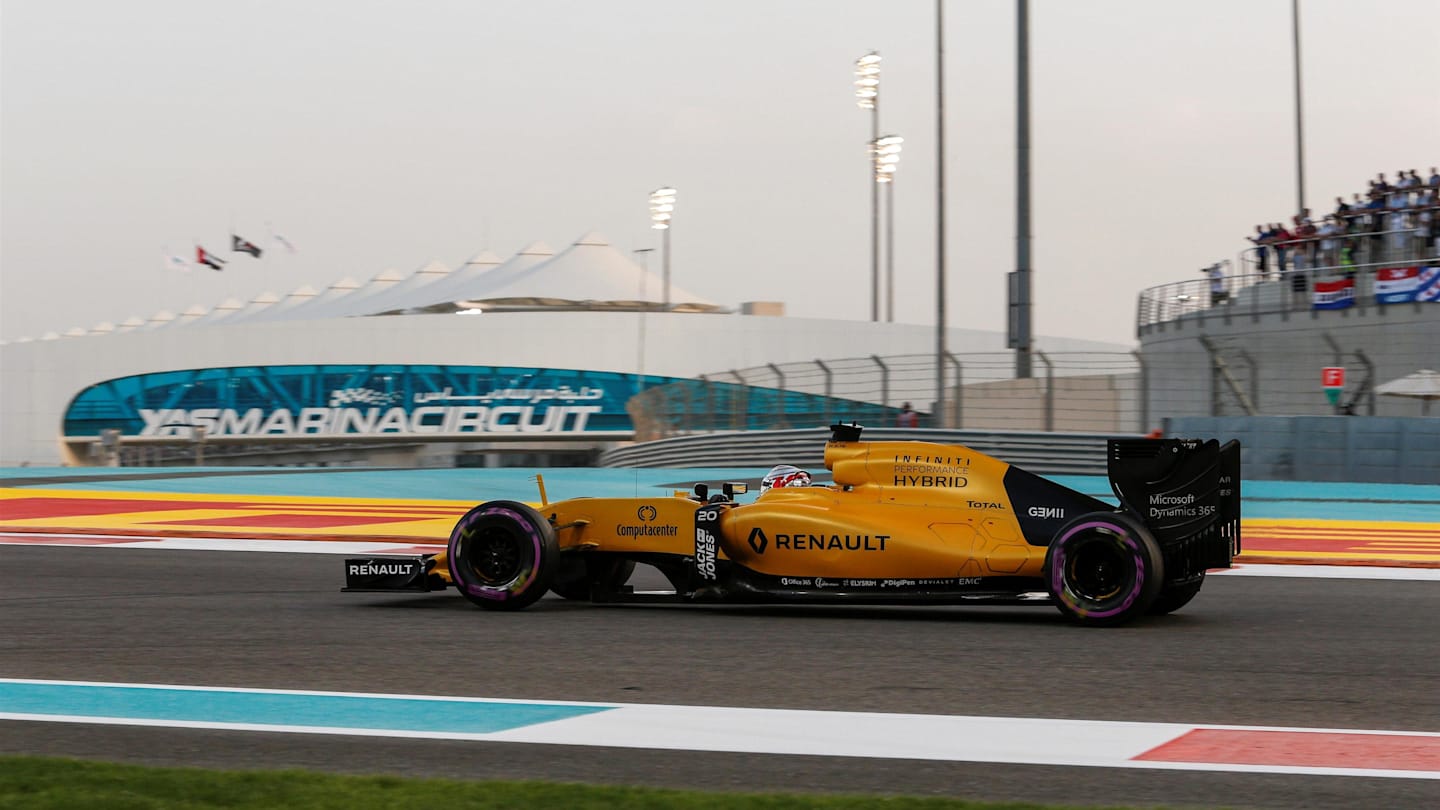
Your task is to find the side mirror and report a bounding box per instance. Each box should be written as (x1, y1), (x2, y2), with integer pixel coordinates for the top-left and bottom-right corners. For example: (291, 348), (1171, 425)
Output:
(722, 482), (748, 500)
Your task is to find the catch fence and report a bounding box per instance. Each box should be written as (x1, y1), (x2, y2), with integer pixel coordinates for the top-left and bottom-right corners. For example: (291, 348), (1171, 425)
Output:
(628, 352), (1144, 440)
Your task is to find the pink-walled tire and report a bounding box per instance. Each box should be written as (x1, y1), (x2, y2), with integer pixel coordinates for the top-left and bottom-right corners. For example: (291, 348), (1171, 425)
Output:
(1044, 512), (1164, 627)
(448, 501), (557, 611)
(1148, 572), (1205, 615)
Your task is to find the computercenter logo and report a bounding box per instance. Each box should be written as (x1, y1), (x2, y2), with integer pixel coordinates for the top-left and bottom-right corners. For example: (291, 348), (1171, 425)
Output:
(617, 504), (676, 538)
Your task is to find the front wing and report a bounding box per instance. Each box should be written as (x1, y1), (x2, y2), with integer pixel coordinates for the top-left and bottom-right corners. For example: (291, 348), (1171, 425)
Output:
(342, 556), (446, 592)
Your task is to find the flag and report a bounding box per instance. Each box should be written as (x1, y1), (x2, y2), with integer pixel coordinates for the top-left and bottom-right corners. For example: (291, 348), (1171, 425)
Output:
(163, 252), (190, 273)
(1311, 277), (1354, 310)
(1421, 267), (1440, 303)
(1375, 266), (1419, 304)
(232, 234), (263, 258)
(197, 246), (226, 271)
(271, 232), (296, 254)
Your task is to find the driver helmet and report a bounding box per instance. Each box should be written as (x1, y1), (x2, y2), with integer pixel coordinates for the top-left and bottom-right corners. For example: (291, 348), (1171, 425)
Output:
(761, 464), (812, 492)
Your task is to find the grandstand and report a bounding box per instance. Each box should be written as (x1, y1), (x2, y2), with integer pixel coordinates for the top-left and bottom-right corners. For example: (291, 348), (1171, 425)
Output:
(4, 168), (1435, 472)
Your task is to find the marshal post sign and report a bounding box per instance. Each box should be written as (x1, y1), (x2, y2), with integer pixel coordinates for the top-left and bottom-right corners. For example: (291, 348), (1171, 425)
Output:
(1321, 367), (1346, 407)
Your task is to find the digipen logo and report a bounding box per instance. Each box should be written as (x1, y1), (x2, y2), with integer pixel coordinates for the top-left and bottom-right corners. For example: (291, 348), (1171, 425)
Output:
(747, 527), (769, 554)
(636, 505), (657, 522)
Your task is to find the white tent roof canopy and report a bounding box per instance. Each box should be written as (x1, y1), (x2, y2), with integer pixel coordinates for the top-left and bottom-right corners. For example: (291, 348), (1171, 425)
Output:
(381, 243), (549, 315)
(228, 284), (320, 324)
(114, 233), (731, 329)
(315, 268), (410, 318)
(264, 276), (364, 321)
(317, 262), (449, 318)
(459, 232), (721, 311)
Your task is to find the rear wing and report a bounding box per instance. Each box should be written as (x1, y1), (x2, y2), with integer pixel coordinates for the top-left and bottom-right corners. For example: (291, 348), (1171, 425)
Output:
(1107, 438), (1241, 567)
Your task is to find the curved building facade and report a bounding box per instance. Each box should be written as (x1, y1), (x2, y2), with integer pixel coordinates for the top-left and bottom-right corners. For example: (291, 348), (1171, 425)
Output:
(2, 233), (1129, 467)
(1137, 267), (1439, 419)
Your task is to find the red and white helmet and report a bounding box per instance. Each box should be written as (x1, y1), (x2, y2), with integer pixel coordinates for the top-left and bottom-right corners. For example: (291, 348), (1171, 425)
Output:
(761, 464), (811, 492)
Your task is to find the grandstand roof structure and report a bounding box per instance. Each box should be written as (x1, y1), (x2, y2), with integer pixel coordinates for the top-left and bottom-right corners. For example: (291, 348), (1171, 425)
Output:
(381, 244), (545, 314)
(43, 233), (726, 339)
(459, 232), (719, 312)
(230, 284), (320, 323)
(304, 262), (445, 319)
(262, 276), (364, 322)
(211, 290), (282, 324)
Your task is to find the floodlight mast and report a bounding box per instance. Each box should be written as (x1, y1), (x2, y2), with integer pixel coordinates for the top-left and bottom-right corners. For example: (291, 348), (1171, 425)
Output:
(855, 51), (881, 322)
(1012, 0), (1034, 379)
(873, 135), (903, 323)
(934, 1), (948, 427)
(648, 187), (677, 310)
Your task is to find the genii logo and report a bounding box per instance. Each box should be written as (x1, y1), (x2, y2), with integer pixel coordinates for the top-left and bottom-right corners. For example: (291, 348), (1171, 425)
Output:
(747, 527), (769, 554)
(636, 505), (657, 522)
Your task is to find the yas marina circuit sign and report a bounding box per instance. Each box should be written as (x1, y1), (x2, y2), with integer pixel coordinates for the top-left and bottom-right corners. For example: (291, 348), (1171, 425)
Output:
(140, 385), (604, 437)
(64, 365), (661, 440)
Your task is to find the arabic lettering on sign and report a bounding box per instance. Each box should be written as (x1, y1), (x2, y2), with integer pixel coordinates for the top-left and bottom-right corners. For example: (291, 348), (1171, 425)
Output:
(412, 386), (606, 405)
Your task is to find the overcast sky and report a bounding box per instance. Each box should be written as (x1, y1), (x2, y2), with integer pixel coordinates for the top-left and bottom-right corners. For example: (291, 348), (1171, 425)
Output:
(2, 0), (1437, 345)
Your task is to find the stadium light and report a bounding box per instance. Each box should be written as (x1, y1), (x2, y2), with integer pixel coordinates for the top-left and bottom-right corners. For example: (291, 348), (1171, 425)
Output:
(873, 135), (903, 183)
(649, 187), (676, 230)
(649, 187), (677, 309)
(854, 52), (880, 110)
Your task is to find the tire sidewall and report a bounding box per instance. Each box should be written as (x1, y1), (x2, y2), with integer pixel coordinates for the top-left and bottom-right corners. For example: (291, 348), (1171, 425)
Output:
(1045, 511), (1164, 626)
(448, 500), (557, 609)
(1149, 571), (1205, 615)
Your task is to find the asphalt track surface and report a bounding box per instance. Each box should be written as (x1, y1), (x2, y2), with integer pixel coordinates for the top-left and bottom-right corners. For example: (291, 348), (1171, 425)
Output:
(2, 546), (1437, 809)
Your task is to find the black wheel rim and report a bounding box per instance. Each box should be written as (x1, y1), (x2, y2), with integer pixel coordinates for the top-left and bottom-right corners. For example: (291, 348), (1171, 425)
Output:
(464, 524), (524, 585)
(1065, 535), (1132, 604)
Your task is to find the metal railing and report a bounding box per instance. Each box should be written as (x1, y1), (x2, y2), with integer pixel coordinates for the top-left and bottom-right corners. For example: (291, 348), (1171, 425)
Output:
(1238, 219), (1437, 278)
(627, 352), (1144, 440)
(599, 426), (1131, 476)
(1135, 252), (1440, 333)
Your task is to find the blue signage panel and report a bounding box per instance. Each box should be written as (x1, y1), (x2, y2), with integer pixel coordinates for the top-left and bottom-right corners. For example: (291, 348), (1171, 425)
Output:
(63, 365), (670, 439)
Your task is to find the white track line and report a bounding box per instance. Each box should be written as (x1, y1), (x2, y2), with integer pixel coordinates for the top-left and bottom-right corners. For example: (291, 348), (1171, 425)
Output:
(2, 533), (1436, 579)
(1, 678), (1435, 779)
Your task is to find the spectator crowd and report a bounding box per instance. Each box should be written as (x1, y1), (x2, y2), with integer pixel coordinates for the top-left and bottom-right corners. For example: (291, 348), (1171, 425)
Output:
(1247, 168), (1439, 280)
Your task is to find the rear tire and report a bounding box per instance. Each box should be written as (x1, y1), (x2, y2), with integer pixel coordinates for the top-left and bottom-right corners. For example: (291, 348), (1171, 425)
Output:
(448, 501), (558, 611)
(1148, 572), (1205, 615)
(1045, 512), (1164, 627)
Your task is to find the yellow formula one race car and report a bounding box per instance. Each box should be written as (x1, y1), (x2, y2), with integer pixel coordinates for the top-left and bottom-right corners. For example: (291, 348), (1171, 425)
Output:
(344, 425), (1240, 626)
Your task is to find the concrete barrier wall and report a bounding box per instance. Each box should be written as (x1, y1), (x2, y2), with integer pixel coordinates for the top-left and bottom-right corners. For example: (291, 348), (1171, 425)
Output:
(1139, 298), (1439, 419)
(1165, 416), (1440, 483)
(958, 373), (1139, 433)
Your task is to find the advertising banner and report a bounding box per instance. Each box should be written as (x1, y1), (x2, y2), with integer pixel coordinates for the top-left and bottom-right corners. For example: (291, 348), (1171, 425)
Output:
(1374, 266), (1440, 304)
(63, 365), (665, 440)
(1311, 277), (1355, 310)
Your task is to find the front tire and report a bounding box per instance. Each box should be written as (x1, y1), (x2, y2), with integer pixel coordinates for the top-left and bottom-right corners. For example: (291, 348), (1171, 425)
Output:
(448, 501), (558, 611)
(1045, 512), (1164, 627)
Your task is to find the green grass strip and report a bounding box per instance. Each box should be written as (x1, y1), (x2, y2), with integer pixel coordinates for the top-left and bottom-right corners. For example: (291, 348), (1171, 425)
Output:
(0, 755), (1192, 810)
